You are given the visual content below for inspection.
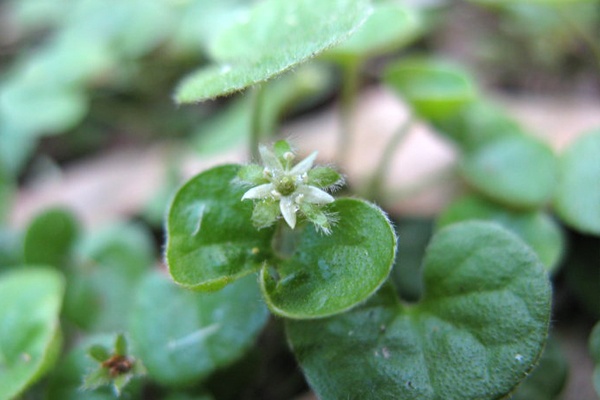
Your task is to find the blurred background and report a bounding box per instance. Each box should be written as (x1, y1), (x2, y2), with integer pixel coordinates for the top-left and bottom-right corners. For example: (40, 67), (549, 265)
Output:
(1, 0), (599, 399)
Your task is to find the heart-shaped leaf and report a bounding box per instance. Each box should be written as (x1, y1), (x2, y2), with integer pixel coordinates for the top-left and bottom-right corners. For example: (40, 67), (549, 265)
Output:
(23, 207), (80, 269)
(166, 165), (275, 291)
(260, 198), (397, 319)
(460, 134), (558, 209)
(0, 267), (65, 399)
(383, 58), (477, 120)
(175, 0), (370, 103)
(437, 195), (564, 272)
(287, 221), (551, 399)
(553, 129), (600, 235)
(129, 271), (269, 387)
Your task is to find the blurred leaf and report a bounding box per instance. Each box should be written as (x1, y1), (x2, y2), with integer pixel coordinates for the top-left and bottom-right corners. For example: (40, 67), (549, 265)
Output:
(553, 129), (600, 235)
(384, 58), (477, 120)
(64, 222), (154, 331)
(0, 122), (36, 176)
(175, 0), (370, 103)
(0, 267), (64, 399)
(287, 222), (551, 399)
(0, 228), (23, 270)
(129, 271), (269, 387)
(0, 78), (88, 137)
(326, 2), (422, 63)
(437, 195), (564, 272)
(510, 336), (568, 400)
(23, 207), (80, 269)
(460, 134), (558, 209)
(433, 101), (524, 150)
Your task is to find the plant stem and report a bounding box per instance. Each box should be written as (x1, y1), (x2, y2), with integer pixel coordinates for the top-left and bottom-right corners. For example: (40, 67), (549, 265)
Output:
(249, 84), (266, 161)
(557, 5), (600, 70)
(337, 60), (361, 167)
(366, 117), (414, 201)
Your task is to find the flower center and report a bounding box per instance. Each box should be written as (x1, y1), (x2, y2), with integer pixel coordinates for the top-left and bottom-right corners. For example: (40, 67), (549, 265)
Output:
(274, 175), (297, 196)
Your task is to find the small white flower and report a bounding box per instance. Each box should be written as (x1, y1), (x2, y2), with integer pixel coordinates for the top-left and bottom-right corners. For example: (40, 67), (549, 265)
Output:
(241, 145), (334, 229)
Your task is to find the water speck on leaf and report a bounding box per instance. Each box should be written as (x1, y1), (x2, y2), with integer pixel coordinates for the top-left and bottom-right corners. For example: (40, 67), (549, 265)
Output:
(515, 354), (524, 362)
(348, 330), (354, 336)
(220, 64), (232, 74)
(382, 347), (390, 359)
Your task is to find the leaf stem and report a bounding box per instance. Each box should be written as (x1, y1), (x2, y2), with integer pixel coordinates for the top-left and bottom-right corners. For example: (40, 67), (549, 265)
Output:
(337, 60), (361, 167)
(250, 84), (266, 161)
(365, 117), (414, 201)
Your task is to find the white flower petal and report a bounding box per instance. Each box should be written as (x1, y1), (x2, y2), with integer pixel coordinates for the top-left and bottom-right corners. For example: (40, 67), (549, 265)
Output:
(290, 151), (317, 175)
(259, 145), (283, 171)
(280, 196), (297, 228)
(242, 184), (274, 200)
(296, 185), (334, 204)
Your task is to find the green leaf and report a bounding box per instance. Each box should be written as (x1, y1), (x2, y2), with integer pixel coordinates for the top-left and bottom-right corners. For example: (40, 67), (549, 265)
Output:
(129, 271), (269, 387)
(0, 78), (87, 136)
(433, 101), (524, 151)
(0, 228), (23, 270)
(47, 334), (141, 400)
(175, 0), (370, 103)
(553, 129), (600, 235)
(23, 207), (80, 269)
(64, 222), (154, 331)
(260, 198), (396, 319)
(114, 334), (127, 357)
(510, 336), (568, 400)
(166, 165), (275, 291)
(383, 58), (477, 120)
(591, 322), (600, 397)
(460, 134), (558, 209)
(326, 2), (422, 63)
(307, 166), (343, 188)
(287, 221), (551, 399)
(88, 345), (110, 362)
(437, 195), (564, 272)
(0, 267), (65, 399)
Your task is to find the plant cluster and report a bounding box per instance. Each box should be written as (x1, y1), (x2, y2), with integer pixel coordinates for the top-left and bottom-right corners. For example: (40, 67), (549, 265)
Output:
(0, 0), (599, 399)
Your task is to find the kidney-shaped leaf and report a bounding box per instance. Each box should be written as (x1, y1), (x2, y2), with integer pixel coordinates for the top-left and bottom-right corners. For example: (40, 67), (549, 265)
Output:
(166, 165), (275, 291)
(384, 58), (477, 120)
(175, 0), (370, 103)
(23, 207), (80, 269)
(553, 129), (600, 235)
(460, 134), (558, 209)
(260, 198), (396, 319)
(0, 267), (64, 399)
(129, 271), (269, 387)
(287, 221), (551, 399)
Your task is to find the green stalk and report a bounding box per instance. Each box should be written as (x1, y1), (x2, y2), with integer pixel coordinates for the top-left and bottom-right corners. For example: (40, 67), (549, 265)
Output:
(337, 60), (361, 167)
(249, 84), (266, 161)
(365, 117), (414, 201)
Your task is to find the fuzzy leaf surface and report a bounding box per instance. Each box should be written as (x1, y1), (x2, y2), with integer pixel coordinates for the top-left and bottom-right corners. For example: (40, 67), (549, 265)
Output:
(129, 271), (268, 387)
(437, 195), (564, 272)
(175, 0), (370, 103)
(261, 198), (396, 319)
(166, 165), (275, 290)
(287, 222), (551, 400)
